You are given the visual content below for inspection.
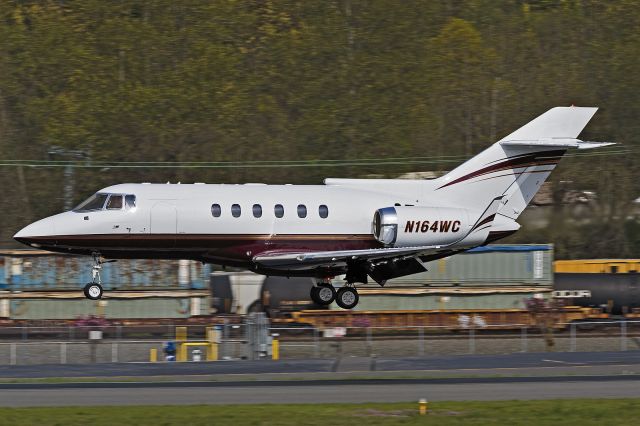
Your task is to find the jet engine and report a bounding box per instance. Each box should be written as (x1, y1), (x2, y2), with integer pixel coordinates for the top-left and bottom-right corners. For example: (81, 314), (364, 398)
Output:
(373, 206), (471, 247)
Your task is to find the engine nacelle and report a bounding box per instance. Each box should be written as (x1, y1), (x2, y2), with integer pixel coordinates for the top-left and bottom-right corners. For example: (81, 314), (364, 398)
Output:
(373, 206), (471, 247)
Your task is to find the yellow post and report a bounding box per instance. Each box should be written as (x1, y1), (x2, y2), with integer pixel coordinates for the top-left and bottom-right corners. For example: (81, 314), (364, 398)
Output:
(149, 348), (157, 362)
(207, 343), (218, 361)
(419, 399), (428, 415)
(272, 338), (279, 361)
(176, 326), (187, 342)
(178, 343), (188, 362)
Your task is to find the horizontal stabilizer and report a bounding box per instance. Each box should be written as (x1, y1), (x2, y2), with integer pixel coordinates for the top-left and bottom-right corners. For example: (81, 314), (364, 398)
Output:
(500, 138), (615, 150)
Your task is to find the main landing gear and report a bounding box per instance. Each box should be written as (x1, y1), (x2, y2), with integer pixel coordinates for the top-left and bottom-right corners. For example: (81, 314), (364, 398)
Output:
(83, 254), (111, 300)
(310, 281), (360, 310)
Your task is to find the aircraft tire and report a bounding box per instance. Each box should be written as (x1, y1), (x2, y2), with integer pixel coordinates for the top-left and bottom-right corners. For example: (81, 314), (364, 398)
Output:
(84, 283), (103, 300)
(335, 287), (359, 310)
(310, 284), (335, 305)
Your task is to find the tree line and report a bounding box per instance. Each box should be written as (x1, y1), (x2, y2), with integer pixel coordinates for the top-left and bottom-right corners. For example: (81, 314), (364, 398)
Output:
(0, 0), (638, 258)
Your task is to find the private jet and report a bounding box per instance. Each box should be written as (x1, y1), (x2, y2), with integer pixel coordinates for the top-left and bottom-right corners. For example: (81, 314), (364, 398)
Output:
(14, 107), (613, 308)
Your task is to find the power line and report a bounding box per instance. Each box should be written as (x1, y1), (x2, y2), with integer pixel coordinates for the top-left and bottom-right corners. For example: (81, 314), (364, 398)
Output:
(0, 148), (634, 169)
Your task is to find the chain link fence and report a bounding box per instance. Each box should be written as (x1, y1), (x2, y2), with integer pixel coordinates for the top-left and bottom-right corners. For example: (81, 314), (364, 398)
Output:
(0, 320), (638, 365)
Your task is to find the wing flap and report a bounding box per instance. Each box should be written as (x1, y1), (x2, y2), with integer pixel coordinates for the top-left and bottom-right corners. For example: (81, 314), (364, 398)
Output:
(367, 257), (427, 286)
(253, 244), (442, 270)
(253, 196), (505, 271)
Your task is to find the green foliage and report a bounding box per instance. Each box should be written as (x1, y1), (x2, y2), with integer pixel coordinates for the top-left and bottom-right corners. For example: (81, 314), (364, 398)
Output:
(0, 400), (640, 426)
(0, 1), (638, 257)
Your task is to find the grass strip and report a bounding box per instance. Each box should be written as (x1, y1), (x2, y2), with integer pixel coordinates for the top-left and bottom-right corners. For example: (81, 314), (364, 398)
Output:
(0, 400), (638, 425)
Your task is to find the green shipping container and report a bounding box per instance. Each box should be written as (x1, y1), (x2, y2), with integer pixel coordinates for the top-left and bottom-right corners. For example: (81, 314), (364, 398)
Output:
(352, 289), (551, 311)
(378, 244), (553, 287)
(2, 294), (210, 320)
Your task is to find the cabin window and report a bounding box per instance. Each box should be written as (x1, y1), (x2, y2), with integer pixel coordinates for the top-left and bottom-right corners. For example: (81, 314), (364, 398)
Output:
(125, 194), (136, 209)
(211, 204), (221, 217)
(319, 205), (329, 218)
(274, 204), (284, 218)
(297, 204), (307, 218)
(106, 195), (123, 210)
(253, 204), (262, 218)
(74, 193), (108, 212)
(231, 204), (241, 218)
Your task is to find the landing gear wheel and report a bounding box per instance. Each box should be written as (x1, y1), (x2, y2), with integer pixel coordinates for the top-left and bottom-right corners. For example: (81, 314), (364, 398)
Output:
(84, 283), (103, 300)
(336, 287), (359, 309)
(310, 284), (336, 306)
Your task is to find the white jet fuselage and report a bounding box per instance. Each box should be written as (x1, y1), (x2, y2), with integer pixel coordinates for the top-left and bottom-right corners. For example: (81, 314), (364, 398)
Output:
(14, 107), (612, 283)
(14, 181), (480, 276)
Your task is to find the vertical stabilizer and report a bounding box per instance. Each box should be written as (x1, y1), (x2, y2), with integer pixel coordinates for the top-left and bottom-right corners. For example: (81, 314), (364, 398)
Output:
(434, 107), (601, 219)
(498, 107), (597, 141)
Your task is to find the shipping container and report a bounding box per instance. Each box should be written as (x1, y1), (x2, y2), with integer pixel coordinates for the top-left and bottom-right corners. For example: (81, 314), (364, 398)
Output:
(350, 287), (551, 311)
(0, 290), (210, 320)
(362, 244), (553, 287)
(0, 250), (211, 290)
(554, 259), (640, 274)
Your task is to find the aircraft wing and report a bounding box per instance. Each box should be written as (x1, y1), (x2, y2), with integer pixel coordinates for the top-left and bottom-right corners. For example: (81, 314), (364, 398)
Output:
(254, 196), (504, 285)
(252, 244), (443, 270)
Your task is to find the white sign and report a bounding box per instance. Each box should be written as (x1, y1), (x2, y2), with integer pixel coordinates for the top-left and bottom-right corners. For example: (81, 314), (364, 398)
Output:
(533, 251), (544, 279)
(323, 327), (347, 338)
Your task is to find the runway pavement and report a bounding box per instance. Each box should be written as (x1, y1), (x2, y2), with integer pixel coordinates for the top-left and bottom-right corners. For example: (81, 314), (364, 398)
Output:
(0, 351), (639, 406)
(0, 377), (639, 406)
(0, 350), (639, 379)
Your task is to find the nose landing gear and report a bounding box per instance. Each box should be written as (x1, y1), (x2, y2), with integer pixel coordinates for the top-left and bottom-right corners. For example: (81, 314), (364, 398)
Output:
(83, 254), (113, 300)
(84, 282), (103, 300)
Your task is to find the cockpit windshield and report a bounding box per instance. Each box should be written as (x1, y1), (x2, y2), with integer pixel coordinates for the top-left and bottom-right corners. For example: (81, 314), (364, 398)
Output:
(106, 195), (123, 210)
(74, 193), (109, 212)
(125, 194), (136, 209)
(74, 193), (136, 212)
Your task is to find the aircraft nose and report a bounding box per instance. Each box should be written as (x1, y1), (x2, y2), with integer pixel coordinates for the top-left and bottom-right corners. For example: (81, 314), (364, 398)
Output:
(13, 217), (57, 247)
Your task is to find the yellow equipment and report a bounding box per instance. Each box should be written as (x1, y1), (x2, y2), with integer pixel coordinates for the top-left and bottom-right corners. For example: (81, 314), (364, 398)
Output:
(175, 326), (220, 362)
(555, 259), (640, 274)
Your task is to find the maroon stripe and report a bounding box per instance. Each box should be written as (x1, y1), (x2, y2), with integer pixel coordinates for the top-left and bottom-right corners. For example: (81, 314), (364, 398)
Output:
(18, 234), (382, 260)
(485, 149), (566, 165)
(473, 168), (557, 184)
(438, 158), (560, 189)
(24, 234), (376, 241)
(470, 214), (496, 232)
(438, 150), (565, 189)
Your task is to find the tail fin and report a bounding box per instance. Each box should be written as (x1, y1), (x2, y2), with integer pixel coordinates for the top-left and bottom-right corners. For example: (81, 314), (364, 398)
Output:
(435, 107), (609, 221)
(498, 106), (598, 141)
